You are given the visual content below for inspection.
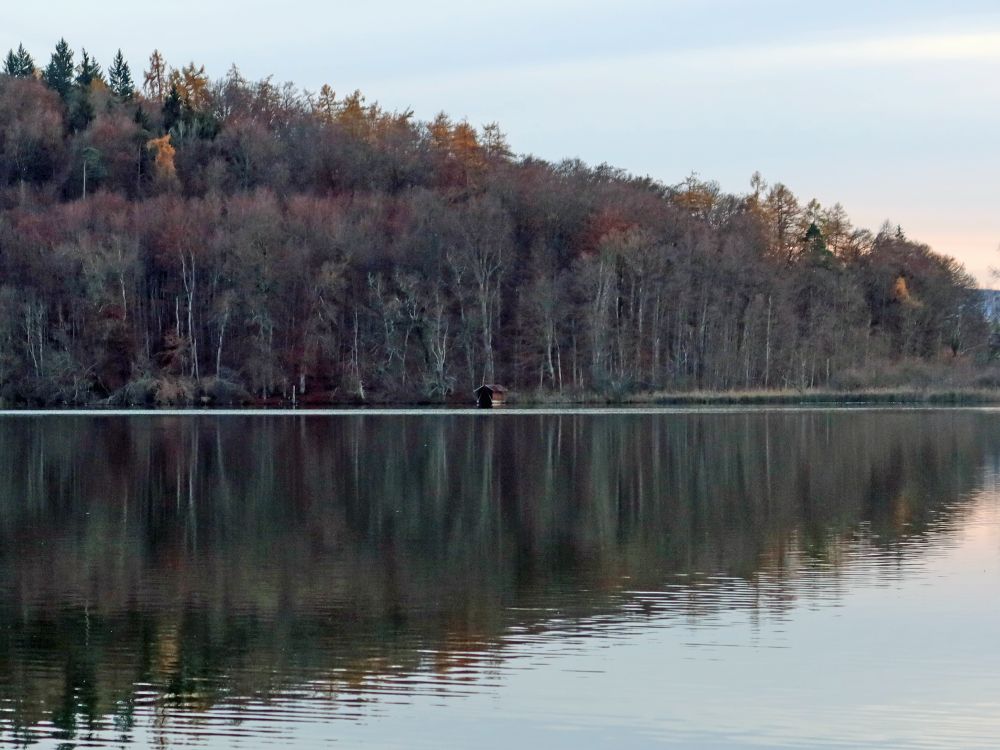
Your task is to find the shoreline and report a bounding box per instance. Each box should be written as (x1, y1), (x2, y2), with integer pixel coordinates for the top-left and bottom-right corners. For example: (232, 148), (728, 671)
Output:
(614, 387), (1000, 406)
(3, 387), (1000, 411)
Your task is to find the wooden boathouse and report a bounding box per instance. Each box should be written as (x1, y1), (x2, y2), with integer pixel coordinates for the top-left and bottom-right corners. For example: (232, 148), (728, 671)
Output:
(474, 384), (507, 408)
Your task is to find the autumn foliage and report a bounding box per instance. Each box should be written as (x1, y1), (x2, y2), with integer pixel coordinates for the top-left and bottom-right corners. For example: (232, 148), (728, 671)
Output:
(0, 44), (989, 405)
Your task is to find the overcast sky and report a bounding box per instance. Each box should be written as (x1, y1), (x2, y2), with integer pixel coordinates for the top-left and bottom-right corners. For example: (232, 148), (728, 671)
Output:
(7, 1), (1000, 283)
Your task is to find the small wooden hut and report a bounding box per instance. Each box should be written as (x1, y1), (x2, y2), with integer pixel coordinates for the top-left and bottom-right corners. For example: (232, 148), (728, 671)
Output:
(474, 384), (508, 408)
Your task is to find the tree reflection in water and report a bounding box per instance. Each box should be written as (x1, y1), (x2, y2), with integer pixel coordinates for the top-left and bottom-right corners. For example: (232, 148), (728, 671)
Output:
(0, 410), (993, 744)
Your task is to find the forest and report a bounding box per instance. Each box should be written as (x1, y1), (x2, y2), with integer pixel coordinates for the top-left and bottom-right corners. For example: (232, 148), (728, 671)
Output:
(0, 40), (991, 405)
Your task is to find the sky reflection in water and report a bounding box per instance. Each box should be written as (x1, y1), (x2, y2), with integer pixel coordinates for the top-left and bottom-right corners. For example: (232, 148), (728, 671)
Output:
(0, 410), (998, 748)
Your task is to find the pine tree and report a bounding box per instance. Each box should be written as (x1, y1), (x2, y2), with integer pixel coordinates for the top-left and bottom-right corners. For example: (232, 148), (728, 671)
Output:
(75, 48), (103, 88)
(134, 104), (152, 132)
(2, 49), (17, 76)
(3, 44), (36, 77)
(162, 84), (183, 131)
(69, 91), (95, 132)
(804, 222), (833, 268)
(42, 38), (74, 100)
(108, 49), (134, 99)
(16, 44), (35, 76)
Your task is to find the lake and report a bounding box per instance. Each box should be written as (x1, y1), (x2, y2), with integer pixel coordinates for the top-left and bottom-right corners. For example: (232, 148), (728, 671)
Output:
(0, 408), (998, 748)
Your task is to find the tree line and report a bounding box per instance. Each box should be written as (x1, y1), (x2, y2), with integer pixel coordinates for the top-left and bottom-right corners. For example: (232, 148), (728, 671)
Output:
(0, 40), (989, 404)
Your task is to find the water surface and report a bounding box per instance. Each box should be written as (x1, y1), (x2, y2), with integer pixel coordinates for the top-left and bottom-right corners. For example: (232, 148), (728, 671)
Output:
(0, 409), (998, 748)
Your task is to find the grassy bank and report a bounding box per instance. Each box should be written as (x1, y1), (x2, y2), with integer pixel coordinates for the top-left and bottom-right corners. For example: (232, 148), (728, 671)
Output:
(4, 377), (1000, 410)
(629, 388), (1000, 406)
(508, 387), (1000, 407)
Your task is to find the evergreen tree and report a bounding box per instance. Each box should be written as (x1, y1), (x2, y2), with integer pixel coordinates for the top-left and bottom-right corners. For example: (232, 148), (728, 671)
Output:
(62, 48), (104, 134)
(17, 45), (35, 76)
(162, 84), (183, 132)
(2, 49), (17, 76)
(42, 38), (74, 100)
(3, 44), (36, 77)
(805, 222), (825, 250)
(108, 49), (134, 99)
(134, 104), (152, 132)
(75, 48), (103, 88)
(69, 92), (95, 132)
(804, 222), (833, 267)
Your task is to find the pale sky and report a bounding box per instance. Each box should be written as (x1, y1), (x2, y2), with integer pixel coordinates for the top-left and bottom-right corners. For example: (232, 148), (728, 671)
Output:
(7, 1), (1000, 284)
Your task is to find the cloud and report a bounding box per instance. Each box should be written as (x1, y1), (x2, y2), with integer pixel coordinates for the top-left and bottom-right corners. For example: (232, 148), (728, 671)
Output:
(366, 29), (1000, 95)
(726, 31), (1000, 68)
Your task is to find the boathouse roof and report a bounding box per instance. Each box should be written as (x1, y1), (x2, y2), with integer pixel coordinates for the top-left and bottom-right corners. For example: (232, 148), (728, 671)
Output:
(474, 384), (508, 396)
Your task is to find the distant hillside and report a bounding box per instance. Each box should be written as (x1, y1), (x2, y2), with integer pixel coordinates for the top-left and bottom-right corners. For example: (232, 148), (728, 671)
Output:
(0, 41), (991, 405)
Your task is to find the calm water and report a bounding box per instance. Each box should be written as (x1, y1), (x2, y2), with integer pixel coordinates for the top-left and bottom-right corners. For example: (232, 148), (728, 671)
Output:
(0, 409), (999, 748)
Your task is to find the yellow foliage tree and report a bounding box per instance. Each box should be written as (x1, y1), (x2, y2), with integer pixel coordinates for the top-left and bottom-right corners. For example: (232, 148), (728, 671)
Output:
(338, 90), (371, 138)
(674, 174), (718, 220)
(314, 84), (337, 123)
(143, 49), (168, 102)
(428, 112), (453, 152)
(170, 62), (211, 112)
(451, 120), (485, 174)
(147, 134), (177, 181)
(892, 275), (919, 306)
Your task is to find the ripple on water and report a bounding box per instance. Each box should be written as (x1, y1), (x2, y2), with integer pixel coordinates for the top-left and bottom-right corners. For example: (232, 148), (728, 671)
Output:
(1, 411), (1000, 748)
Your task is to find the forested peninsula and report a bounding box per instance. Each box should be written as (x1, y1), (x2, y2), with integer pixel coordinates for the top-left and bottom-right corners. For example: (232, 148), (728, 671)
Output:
(0, 41), (993, 406)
